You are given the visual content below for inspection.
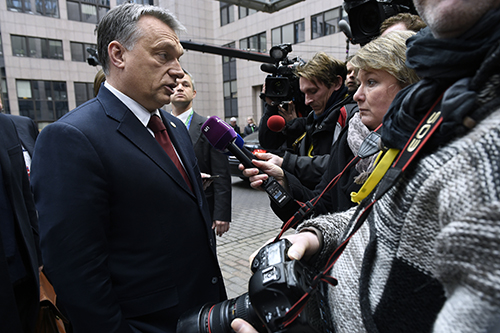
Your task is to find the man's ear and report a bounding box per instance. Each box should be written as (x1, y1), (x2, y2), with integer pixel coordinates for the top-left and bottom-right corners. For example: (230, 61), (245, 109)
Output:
(108, 41), (126, 69)
(333, 75), (343, 91)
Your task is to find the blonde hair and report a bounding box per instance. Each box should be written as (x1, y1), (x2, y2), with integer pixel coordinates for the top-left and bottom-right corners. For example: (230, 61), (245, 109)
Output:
(93, 69), (106, 96)
(350, 30), (419, 88)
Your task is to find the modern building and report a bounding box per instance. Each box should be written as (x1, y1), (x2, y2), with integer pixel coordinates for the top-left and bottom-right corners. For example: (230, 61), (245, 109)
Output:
(0, 0), (357, 130)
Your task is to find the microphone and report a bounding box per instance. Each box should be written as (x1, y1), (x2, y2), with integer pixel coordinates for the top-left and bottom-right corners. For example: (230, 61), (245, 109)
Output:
(267, 115), (286, 132)
(202, 116), (292, 207)
(339, 19), (352, 39)
(260, 63), (277, 74)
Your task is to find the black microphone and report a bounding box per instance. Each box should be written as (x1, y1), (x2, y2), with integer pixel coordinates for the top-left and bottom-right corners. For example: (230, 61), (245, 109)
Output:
(201, 116), (292, 207)
(260, 63), (277, 74)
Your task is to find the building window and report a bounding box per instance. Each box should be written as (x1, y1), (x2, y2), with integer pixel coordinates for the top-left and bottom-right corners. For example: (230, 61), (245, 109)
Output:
(7, 0), (59, 17)
(67, 0), (109, 24)
(239, 32), (267, 53)
(311, 7), (343, 39)
(70, 42), (96, 62)
(116, 0), (152, 4)
(271, 19), (305, 46)
(222, 42), (238, 119)
(239, 6), (257, 19)
(74, 82), (94, 106)
(11, 35), (63, 60)
(17, 80), (68, 123)
(220, 2), (234, 26)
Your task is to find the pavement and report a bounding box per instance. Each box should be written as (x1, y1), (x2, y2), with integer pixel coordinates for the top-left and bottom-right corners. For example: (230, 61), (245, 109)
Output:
(215, 177), (294, 299)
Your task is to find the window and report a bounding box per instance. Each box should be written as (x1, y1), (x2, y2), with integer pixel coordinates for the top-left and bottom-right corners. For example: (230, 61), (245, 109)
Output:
(220, 2), (234, 26)
(222, 42), (238, 119)
(17, 80), (68, 123)
(70, 42), (97, 62)
(239, 32), (267, 53)
(239, 6), (257, 19)
(116, 0), (152, 4)
(271, 19), (305, 46)
(11, 35), (63, 60)
(7, 0), (59, 17)
(67, 0), (109, 24)
(74, 82), (94, 106)
(311, 7), (343, 39)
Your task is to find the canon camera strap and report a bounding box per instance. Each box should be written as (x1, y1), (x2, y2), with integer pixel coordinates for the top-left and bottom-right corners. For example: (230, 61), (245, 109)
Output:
(281, 93), (445, 329)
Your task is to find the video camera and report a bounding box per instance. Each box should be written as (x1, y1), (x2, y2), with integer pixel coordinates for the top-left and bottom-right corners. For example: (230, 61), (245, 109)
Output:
(342, 0), (417, 45)
(177, 239), (333, 333)
(259, 44), (306, 110)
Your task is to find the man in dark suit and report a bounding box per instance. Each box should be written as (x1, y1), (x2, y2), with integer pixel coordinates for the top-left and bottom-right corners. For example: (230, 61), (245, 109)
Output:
(171, 70), (231, 237)
(0, 113), (41, 333)
(31, 4), (226, 332)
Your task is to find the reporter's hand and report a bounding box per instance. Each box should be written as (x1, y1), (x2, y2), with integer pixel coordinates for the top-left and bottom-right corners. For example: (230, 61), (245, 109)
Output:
(264, 152), (284, 168)
(249, 232), (321, 269)
(278, 101), (297, 122)
(238, 153), (285, 190)
(231, 318), (259, 333)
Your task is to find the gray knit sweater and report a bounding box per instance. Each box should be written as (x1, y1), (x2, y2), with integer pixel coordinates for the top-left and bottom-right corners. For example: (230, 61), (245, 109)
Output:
(298, 106), (500, 332)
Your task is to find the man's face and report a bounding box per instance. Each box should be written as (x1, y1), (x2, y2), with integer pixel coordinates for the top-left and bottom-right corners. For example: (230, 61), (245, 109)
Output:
(346, 62), (360, 94)
(413, 0), (500, 38)
(171, 74), (196, 110)
(300, 77), (337, 116)
(117, 16), (184, 112)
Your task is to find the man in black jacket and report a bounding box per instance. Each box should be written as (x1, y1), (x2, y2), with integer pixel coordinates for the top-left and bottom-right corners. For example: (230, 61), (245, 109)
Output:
(259, 52), (358, 189)
(171, 70), (231, 237)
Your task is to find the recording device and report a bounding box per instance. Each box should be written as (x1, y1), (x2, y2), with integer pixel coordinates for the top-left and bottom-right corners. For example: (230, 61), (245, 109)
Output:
(176, 239), (333, 333)
(267, 115), (286, 132)
(86, 47), (101, 67)
(260, 44), (306, 109)
(343, 0), (417, 45)
(201, 116), (292, 208)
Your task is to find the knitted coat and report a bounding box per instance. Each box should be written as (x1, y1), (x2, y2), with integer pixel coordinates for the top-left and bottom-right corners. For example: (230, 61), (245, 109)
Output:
(298, 105), (500, 332)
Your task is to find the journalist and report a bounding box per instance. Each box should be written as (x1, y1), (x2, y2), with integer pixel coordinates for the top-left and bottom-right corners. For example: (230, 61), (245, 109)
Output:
(259, 52), (358, 190)
(235, 0), (500, 331)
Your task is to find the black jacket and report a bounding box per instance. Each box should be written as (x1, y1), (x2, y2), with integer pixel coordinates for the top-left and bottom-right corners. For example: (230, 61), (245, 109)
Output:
(281, 91), (357, 189)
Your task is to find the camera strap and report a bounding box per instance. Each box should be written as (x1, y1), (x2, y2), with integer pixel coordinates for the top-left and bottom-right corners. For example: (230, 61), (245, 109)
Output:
(281, 93), (445, 329)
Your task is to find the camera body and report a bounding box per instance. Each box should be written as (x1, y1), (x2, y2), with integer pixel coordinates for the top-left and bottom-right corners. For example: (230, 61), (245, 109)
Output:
(176, 239), (333, 333)
(343, 0), (416, 45)
(260, 44), (305, 108)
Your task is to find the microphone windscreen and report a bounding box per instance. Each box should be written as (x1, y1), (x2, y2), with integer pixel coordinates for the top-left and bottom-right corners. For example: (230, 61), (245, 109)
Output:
(267, 115), (286, 132)
(201, 116), (237, 151)
(260, 63), (277, 74)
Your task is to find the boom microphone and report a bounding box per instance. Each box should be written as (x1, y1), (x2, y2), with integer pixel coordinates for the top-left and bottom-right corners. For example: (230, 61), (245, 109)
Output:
(202, 116), (292, 207)
(267, 115), (286, 132)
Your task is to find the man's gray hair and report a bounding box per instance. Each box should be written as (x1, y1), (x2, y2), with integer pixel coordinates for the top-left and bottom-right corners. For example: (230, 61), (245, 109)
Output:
(97, 3), (185, 74)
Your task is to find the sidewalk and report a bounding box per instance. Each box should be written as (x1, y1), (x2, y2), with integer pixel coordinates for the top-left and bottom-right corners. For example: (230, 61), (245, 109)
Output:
(216, 178), (293, 298)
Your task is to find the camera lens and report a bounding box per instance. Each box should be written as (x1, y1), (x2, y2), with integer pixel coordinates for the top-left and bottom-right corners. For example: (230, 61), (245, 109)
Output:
(177, 293), (266, 333)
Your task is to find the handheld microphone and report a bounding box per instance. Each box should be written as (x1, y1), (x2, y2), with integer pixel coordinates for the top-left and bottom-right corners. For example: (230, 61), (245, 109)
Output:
(202, 116), (292, 207)
(267, 115), (286, 132)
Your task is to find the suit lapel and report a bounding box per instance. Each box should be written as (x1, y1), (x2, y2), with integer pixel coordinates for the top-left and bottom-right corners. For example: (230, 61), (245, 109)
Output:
(99, 88), (195, 197)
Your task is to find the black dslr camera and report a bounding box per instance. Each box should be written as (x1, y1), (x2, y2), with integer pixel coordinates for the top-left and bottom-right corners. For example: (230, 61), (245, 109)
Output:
(260, 44), (306, 110)
(176, 239), (333, 333)
(343, 0), (417, 45)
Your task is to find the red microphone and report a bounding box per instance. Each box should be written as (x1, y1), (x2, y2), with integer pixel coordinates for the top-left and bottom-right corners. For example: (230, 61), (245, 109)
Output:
(267, 115), (286, 132)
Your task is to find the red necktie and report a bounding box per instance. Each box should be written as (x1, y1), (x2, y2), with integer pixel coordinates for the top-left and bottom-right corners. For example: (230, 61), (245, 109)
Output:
(148, 115), (192, 192)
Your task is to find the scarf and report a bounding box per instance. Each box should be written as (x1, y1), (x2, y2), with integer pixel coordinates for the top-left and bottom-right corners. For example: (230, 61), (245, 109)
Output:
(347, 113), (379, 184)
(381, 9), (500, 150)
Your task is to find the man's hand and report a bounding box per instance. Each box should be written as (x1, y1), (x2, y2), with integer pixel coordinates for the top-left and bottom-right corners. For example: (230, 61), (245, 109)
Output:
(231, 318), (259, 333)
(278, 101), (297, 123)
(212, 220), (230, 236)
(238, 153), (285, 190)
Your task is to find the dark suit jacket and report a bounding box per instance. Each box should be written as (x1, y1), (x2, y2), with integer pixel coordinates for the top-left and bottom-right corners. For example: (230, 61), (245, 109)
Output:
(0, 113), (40, 332)
(31, 86), (226, 333)
(188, 112), (231, 222)
(5, 114), (39, 157)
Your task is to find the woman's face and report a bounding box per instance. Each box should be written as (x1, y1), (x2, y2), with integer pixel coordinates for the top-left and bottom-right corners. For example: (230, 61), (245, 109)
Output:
(353, 69), (402, 130)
